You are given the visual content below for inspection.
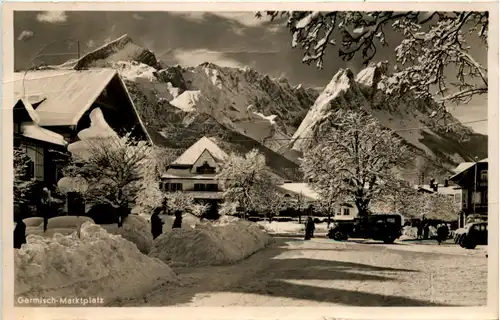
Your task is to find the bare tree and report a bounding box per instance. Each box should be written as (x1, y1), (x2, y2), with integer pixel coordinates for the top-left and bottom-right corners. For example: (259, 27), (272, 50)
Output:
(257, 11), (488, 106)
(300, 109), (409, 217)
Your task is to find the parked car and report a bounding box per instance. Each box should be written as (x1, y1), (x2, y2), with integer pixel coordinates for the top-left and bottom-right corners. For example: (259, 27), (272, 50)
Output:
(457, 222), (488, 249)
(327, 214), (402, 244)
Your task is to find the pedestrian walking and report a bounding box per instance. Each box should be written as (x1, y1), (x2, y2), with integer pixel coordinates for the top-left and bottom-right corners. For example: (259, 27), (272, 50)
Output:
(172, 210), (183, 229)
(14, 215), (27, 249)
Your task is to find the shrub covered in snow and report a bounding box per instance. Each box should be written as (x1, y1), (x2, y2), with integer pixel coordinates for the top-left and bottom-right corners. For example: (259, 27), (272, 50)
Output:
(15, 222), (178, 305)
(149, 219), (273, 267)
(101, 214), (153, 254)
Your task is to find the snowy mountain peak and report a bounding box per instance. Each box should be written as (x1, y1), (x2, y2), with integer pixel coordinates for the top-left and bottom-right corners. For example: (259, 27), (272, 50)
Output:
(291, 62), (487, 179)
(356, 61), (389, 89)
(59, 34), (160, 70)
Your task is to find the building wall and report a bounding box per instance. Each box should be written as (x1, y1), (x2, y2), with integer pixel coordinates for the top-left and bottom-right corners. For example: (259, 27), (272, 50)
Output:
(190, 150), (218, 174)
(161, 177), (220, 192)
(333, 204), (359, 220)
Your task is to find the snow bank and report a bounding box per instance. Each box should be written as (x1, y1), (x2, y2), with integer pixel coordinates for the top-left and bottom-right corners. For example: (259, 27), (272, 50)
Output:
(23, 217), (44, 227)
(161, 212), (199, 232)
(101, 215), (153, 254)
(149, 219), (273, 267)
(15, 222), (178, 305)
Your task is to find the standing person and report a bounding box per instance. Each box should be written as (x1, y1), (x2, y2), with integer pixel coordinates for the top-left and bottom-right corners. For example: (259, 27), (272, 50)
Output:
(14, 215), (27, 249)
(417, 220), (423, 239)
(172, 210), (183, 229)
(436, 223), (449, 245)
(304, 217), (315, 240)
(151, 200), (166, 239)
(38, 187), (52, 232)
(423, 222), (430, 240)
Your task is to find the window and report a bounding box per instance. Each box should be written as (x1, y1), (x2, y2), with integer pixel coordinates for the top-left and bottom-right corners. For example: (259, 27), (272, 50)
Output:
(480, 170), (488, 181)
(196, 161), (215, 174)
(343, 208), (350, 216)
(163, 183), (183, 191)
(194, 184), (219, 191)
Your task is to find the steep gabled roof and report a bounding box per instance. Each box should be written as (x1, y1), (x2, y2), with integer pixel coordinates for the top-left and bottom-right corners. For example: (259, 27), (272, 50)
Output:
(13, 69), (117, 126)
(172, 136), (228, 165)
(450, 158), (488, 181)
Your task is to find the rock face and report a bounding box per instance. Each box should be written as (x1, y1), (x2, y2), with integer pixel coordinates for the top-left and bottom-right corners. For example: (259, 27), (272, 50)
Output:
(53, 36), (486, 182)
(291, 62), (488, 179)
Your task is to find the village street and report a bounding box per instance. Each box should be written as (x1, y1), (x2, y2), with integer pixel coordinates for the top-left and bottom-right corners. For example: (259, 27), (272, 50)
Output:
(112, 237), (487, 307)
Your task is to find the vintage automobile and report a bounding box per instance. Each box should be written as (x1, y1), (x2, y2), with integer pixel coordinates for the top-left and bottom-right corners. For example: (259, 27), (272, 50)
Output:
(327, 214), (403, 244)
(456, 222), (488, 249)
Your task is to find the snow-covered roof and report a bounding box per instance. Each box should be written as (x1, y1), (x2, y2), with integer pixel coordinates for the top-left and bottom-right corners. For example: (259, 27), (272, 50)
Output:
(13, 69), (117, 126)
(172, 136), (228, 165)
(21, 123), (68, 146)
(16, 98), (41, 124)
(450, 158), (488, 180)
(277, 183), (318, 202)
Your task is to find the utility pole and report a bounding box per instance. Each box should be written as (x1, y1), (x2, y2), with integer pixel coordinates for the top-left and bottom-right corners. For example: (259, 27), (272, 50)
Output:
(473, 157), (478, 216)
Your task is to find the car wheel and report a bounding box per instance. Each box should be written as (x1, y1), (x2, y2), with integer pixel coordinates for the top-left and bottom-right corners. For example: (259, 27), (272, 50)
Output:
(332, 230), (345, 241)
(464, 241), (477, 250)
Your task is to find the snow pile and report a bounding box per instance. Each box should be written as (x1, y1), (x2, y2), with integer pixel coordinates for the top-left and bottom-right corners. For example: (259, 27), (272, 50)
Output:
(23, 217), (44, 227)
(257, 221), (305, 234)
(101, 215), (153, 254)
(149, 219), (273, 267)
(26, 216), (95, 237)
(15, 222), (178, 304)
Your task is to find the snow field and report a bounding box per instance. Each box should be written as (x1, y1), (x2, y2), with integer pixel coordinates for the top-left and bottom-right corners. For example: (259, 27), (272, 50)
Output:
(15, 222), (179, 305)
(149, 218), (273, 267)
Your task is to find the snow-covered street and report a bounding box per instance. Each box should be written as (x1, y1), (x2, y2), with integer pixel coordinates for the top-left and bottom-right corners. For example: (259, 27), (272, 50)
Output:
(112, 237), (487, 307)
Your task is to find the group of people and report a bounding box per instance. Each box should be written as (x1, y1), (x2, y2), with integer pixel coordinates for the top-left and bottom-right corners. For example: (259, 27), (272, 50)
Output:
(415, 220), (450, 244)
(150, 199), (183, 240)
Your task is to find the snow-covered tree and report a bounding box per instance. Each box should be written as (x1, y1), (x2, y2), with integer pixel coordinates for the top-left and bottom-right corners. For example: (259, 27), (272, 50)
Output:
(267, 192), (287, 221)
(217, 149), (278, 218)
(314, 186), (337, 221)
(258, 11), (488, 106)
(218, 201), (238, 217)
(62, 135), (160, 214)
(300, 109), (409, 217)
(13, 148), (35, 207)
(164, 191), (195, 214)
(191, 203), (210, 219)
(369, 180), (422, 218)
(422, 193), (458, 221)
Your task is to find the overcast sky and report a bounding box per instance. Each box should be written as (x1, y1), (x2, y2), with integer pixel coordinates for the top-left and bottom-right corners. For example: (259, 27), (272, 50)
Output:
(13, 11), (488, 134)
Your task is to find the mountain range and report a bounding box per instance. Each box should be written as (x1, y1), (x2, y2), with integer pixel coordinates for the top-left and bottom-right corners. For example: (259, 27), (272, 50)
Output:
(42, 35), (488, 183)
